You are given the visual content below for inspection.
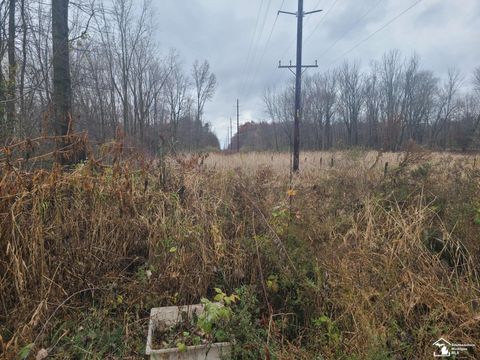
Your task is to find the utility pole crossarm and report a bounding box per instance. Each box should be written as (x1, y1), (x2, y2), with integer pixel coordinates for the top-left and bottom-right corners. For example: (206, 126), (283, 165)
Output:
(304, 9), (323, 15)
(278, 9), (323, 17)
(278, 10), (297, 16)
(278, 60), (318, 69)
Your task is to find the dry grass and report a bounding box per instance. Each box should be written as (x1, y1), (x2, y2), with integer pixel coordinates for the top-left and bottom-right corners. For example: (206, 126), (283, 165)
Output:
(205, 150), (477, 175)
(1, 143), (480, 359)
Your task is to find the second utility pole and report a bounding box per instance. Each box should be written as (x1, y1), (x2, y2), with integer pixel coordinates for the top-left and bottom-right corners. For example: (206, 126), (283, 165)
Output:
(279, 0), (321, 172)
(237, 99), (240, 152)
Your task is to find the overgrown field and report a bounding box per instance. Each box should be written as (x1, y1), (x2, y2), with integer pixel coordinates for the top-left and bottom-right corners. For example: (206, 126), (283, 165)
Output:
(1, 148), (480, 359)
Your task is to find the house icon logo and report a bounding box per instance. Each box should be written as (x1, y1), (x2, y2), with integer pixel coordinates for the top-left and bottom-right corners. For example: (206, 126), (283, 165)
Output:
(433, 338), (451, 357)
(433, 337), (475, 358)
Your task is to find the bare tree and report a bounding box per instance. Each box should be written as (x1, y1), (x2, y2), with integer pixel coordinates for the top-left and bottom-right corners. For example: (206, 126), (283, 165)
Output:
(406, 69), (437, 144)
(338, 60), (363, 146)
(263, 87), (281, 151)
(29, 1), (53, 123)
(0, 0), (220, 152)
(475, 67), (480, 93)
(165, 53), (190, 150)
(0, 0), (7, 142)
(5, 0), (15, 139)
(465, 68), (480, 150)
(52, 0), (73, 163)
(431, 68), (462, 149)
(364, 64), (381, 148)
(320, 71), (337, 150)
(258, 51), (479, 151)
(192, 60), (216, 149)
(111, 0), (149, 135)
(378, 50), (404, 150)
(18, 0), (27, 134)
(454, 94), (480, 151)
(302, 76), (321, 149)
(304, 72), (337, 150)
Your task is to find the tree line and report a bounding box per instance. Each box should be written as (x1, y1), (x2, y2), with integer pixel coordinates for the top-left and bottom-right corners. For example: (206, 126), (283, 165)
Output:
(0, 0), (219, 156)
(253, 50), (480, 152)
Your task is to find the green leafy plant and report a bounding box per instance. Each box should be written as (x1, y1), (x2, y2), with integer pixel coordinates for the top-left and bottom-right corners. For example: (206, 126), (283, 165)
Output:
(223, 286), (271, 360)
(18, 343), (34, 360)
(198, 290), (237, 340)
(312, 314), (341, 347)
(474, 207), (480, 225)
(213, 287), (239, 305)
(176, 342), (187, 352)
(266, 275), (279, 293)
(152, 289), (238, 351)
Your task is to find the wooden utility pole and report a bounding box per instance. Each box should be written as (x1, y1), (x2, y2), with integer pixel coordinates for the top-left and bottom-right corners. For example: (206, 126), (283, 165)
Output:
(236, 99), (240, 152)
(279, 1), (321, 172)
(229, 117), (233, 151)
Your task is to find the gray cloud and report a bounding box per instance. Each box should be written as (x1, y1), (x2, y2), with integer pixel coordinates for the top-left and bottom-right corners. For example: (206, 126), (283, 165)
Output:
(152, 0), (480, 146)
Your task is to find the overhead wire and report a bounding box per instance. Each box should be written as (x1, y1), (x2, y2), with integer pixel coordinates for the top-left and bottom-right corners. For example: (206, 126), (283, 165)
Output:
(280, 0), (322, 58)
(243, 0), (275, 96)
(326, 0), (424, 68)
(242, 0), (424, 121)
(246, 0), (286, 95)
(239, 0), (266, 95)
(303, 0), (340, 45)
(278, 0), (336, 61)
(316, 0), (383, 59)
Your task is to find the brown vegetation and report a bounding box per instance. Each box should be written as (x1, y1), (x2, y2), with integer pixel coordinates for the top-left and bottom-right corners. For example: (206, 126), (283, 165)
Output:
(1, 143), (480, 359)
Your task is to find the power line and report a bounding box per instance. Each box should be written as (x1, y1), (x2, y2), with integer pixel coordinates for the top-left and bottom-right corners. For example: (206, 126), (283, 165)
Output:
(262, 0), (287, 63)
(277, 34), (295, 61)
(278, 0), (326, 61)
(327, 0), (423, 68)
(246, 0), (285, 95)
(240, 0), (265, 94)
(311, 0), (323, 15)
(318, 0), (383, 59)
(252, 0), (275, 63)
(239, 0), (265, 95)
(243, 0), (275, 95)
(303, 0), (340, 45)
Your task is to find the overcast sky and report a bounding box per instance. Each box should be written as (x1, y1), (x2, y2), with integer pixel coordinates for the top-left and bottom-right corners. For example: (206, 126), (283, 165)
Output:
(152, 0), (480, 147)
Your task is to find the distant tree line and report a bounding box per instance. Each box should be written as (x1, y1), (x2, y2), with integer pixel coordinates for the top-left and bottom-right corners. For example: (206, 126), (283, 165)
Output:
(245, 50), (480, 152)
(0, 0), (219, 154)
